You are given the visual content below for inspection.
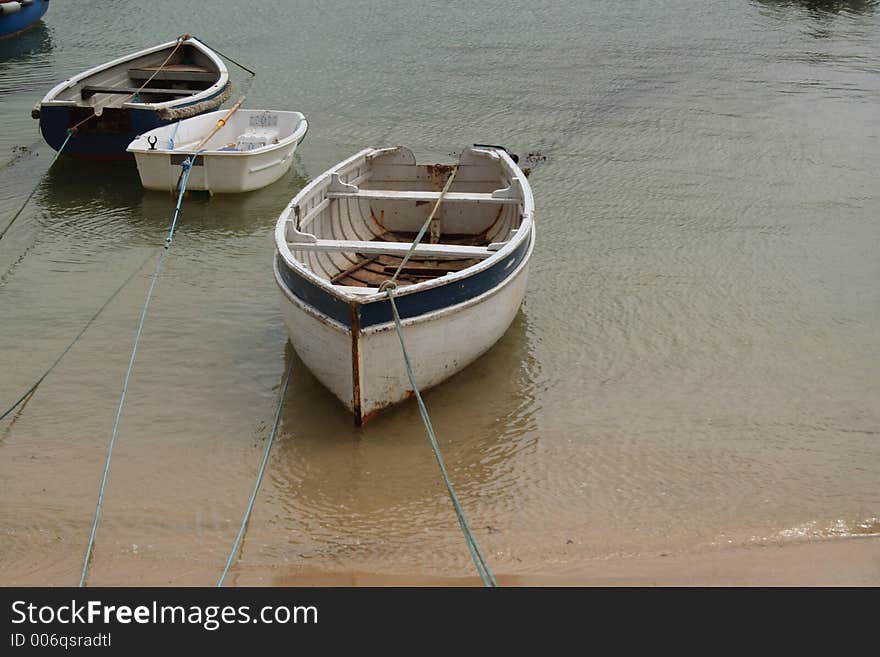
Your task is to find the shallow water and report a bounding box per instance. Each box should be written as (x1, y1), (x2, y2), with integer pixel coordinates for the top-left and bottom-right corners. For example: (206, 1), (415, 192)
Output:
(0, 1), (878, 585)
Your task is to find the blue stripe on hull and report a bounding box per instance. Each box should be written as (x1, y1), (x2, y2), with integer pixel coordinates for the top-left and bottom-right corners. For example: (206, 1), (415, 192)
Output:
(38, 84), (230, 159)
(0, 1), (49, 39)
(276, 234), (531, 330)
(276, 257), (354, 327)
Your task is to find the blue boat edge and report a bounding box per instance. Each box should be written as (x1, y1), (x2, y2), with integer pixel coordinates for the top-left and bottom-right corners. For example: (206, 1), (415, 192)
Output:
(37, 83), (233, 160)
(0, 0), (50, 40)
(274, 227), (533, 331)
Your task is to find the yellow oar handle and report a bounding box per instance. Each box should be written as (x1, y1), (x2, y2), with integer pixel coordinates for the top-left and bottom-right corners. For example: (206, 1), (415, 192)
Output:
(195, 96), (245, 150)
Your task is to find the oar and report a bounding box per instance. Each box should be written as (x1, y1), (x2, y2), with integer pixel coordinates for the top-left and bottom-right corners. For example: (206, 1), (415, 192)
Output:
(194, 96), (245, 151)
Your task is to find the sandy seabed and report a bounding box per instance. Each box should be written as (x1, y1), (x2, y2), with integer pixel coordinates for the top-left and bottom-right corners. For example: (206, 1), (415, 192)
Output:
(243, 536), (880, 587)
(54, 535), (874, 587)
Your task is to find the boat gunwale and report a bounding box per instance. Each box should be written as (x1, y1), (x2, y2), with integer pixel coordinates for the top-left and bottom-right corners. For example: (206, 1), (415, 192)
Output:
(274, 146), (535, 306)
(126, 110), (309, 158)
(38, 36), (230, 111)
(273, 220), (535, 334)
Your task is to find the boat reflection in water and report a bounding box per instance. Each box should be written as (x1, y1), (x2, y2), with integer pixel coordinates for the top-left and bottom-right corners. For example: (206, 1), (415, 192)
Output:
(35, 153), (308, 240)
(236, 311), (540, 580)
(0, 18), (50, 62)
(753, 0), (877, 14)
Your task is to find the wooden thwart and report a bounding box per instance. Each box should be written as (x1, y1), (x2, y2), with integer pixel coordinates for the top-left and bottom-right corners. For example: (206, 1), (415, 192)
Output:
(325, 172), (524, 205)
(326, 188), (521, 204)
(81, 85), (198, 99)
(128, 65), (216, 83)
(289, 238), (494, 260)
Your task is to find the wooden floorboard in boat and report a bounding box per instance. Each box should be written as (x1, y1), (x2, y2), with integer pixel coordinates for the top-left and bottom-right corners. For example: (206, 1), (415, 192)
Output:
(330, 231), (488, 288)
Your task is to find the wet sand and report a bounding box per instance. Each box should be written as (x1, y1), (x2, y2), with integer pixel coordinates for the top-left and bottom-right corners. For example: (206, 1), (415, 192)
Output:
(228, 536), (880, 586)
(223, 537), (877, 586)
(10, 536), (871, 587)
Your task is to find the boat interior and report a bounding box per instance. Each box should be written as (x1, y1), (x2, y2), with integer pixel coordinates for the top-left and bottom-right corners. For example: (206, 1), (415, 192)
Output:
(51, 43), (221, 108)
(148, 111), (305, 153)
(285, 147), (526, 290)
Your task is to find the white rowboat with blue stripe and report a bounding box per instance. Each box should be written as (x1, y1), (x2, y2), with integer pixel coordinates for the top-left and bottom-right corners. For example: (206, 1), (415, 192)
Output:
(274, 145), (535, 425)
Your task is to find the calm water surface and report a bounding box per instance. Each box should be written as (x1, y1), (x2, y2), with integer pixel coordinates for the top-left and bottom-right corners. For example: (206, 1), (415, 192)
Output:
(1, 0), (878, 584)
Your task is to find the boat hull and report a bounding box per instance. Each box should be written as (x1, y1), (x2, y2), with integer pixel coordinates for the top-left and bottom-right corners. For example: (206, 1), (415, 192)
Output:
(127, 109), (308, 193)
(274, 224), (534, 423)
(38, 86), (231, 160)
(131, 144), (300, 192)
(0, 1), (49, 39)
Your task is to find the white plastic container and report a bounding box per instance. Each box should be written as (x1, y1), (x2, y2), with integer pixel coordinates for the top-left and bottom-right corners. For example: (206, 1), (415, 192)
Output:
(235, 130), (277, 151)
(127, 109), (308, 194)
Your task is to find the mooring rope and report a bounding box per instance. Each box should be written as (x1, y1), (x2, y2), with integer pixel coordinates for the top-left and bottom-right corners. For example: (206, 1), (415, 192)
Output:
(387, 166), (458, 282)
(191, 36), (257, 77)
(378, 166), (497, 587)
(0, 251), (155, 422)
(168, 119), (181, 150)
(79, 154), (199, 587)
(384, 291), (497, 587)
(0, 131), (74, 242)
(126, 35), (187, 104)
(1, 110), (98, 254)
(217, 358), (295, 587)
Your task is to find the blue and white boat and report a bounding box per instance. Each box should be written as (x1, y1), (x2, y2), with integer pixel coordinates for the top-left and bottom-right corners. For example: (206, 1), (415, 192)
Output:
(33, 35), (231, 159)
(0, 0), (49, 39)
(274, 145), (535, 424)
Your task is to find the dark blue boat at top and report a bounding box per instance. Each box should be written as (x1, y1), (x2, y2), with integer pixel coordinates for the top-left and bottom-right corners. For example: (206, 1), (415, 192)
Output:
(0, 0), (49, 40)
(33, 35), (232, 160)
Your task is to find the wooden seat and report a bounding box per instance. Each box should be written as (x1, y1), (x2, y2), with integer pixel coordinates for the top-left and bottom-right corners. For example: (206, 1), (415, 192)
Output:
(128, 65), (216, 83)
(324, 173), (524, 205)
(81, 85), (199, 99)
(326, 188), (522, 205)
(289, 239), (495, 260)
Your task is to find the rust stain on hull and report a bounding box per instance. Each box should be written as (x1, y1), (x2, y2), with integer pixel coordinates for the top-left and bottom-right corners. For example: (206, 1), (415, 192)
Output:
(350, 302), (362, 426)
(426, 163), (455, 191)
(359, 390), (416, 426)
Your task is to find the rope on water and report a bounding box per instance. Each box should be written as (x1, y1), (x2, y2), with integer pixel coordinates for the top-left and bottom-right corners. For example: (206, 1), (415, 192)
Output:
(378, 165), (497, 587)
(0, 251), (155, 422)
(79, 154), (199, 587)
(1, 110), (97, 253)
(0, 131), (74, 242)
(217, 358), (295, 587)
(384, 291), (497, 587)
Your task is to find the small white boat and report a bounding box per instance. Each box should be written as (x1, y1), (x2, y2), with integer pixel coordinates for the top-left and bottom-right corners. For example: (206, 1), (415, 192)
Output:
(127, 109), (308, 193)
(273, 145), (535, 424)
